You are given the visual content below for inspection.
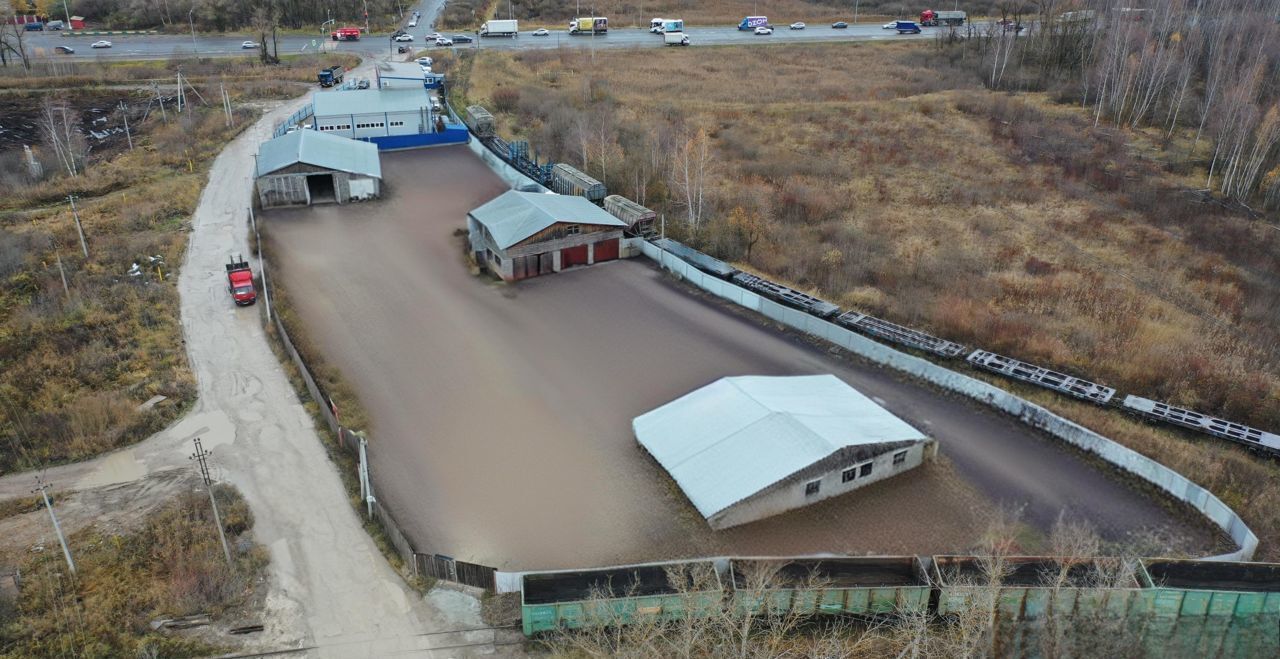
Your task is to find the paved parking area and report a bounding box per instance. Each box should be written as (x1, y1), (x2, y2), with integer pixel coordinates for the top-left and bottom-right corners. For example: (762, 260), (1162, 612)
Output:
(263, 146), (1219, 571)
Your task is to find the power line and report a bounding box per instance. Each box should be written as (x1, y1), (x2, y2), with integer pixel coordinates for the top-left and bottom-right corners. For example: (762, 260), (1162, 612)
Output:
(190, 437), (234, 567)
(33, 476), (75, 575)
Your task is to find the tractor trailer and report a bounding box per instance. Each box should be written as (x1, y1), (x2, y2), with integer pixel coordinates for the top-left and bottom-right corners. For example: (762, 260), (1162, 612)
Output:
(919, 10), (967, 26)
(480, 19), (519, 37)
(569, 17), (608, 34)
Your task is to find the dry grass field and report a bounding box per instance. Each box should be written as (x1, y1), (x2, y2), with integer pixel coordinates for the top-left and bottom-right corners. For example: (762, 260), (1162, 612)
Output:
(457, 40), (1280, 557)
(0, 55), (355, 474)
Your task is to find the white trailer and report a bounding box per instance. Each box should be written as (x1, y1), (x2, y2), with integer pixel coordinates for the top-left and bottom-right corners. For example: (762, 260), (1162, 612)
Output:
(480, 19), (519, 37)
(664, 31), (689, 46)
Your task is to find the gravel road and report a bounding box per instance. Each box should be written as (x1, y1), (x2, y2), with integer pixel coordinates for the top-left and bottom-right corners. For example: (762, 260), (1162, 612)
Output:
(263, 147), (1221, 573)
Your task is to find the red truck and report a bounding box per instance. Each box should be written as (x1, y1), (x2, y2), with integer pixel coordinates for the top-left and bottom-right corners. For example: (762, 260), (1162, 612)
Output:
(331, 26), (361, 41)
(226, 256), (257, 305)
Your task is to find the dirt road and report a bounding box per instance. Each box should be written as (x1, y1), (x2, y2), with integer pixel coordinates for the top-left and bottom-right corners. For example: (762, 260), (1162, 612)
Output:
(264, 147), (1221, 572)
(0, 86), (516, 659)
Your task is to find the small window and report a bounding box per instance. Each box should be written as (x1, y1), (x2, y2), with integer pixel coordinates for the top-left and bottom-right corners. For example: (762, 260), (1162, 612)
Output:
(841, 467), (857, 483)
(804, 479), (821, 496)
(565, 224), (581, 236)
(893, 450), (908, 466)
(859, 463), (873, 478)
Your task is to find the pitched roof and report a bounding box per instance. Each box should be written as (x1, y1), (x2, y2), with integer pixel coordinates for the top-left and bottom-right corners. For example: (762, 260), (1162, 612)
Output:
(632, 375), (927, 519)
(312, 87), (430, 117)
(256, 130), (382, 179)
(468, 191), (626, 249)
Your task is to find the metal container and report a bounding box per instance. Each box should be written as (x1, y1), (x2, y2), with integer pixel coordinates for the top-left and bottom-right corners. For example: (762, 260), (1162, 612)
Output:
(465, 105), (495, 138)
(550, 163), (606, 202)
(603, 195), (656, 236)
(521, 561), (722, 635)
(932, 556), (1147, 620)
(729, 557), (931, 616)
(1138, 559), (1280, 619)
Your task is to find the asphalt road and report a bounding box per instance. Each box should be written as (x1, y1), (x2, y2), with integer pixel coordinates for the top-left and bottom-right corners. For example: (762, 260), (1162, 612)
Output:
(23, 22), (963, 60)
(263, 146), (1221, 572)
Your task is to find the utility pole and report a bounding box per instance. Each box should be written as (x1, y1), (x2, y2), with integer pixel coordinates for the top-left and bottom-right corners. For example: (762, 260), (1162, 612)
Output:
(854, 0), (861, 25)
(33, 477), (75, 575)
(54, 249), (70, 299)
(118, 102), (133, 150)
(190, 438), (234, 568)
(363, 0), (370, 34)
(188, 8), (197, 54)
(67, 195), (87, 258)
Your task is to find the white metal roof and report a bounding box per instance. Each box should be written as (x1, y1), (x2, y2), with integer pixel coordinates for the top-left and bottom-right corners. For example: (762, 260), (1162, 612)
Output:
(255, 130), (381, 179)
(469, 191), (626, 250)
(632, 375), (927, 519)
(313, 87), (430, 117)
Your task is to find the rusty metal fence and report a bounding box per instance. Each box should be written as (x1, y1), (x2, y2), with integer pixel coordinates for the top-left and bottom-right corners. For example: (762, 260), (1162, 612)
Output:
(258, 217), (497, 591)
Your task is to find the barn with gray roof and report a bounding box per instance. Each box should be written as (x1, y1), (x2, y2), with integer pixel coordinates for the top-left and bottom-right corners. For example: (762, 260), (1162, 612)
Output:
(255, 130), (382, 207)
(467, 191), (628, 281)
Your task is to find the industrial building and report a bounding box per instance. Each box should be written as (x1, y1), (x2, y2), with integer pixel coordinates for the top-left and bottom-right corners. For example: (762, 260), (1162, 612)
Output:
(254, 129), (381, 207)
(311, 87), (467, 150)
(374, 61), (445, 90)
(467, 191), (627, 281)
(633, 375), (936, 530)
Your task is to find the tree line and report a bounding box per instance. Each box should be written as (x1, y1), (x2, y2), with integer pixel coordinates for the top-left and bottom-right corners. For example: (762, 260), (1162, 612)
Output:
(7, 0), (408, 31)
(952, 0), (1280, 209)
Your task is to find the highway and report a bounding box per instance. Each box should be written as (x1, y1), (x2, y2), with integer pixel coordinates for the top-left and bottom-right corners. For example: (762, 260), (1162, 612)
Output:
(21, 22), (969, 61)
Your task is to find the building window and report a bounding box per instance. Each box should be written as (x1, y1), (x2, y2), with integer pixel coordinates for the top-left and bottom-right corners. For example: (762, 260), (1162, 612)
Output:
(565, 224), (580, 236)
(893, 450), (908, 466)
(859, 463), (873, 478)
(804, 479), (821, 497)
(841, 467), (857, 483)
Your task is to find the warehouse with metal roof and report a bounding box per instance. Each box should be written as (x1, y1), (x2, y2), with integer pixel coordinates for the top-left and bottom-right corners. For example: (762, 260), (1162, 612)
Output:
(633, 375), (936, 530)
(467, 190), (628, 281)
(311, 87), (467, 150)
(254, 129), (382, 208)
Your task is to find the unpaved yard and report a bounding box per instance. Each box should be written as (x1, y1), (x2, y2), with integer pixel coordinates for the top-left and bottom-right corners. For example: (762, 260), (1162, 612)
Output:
(262, 147), (1221, 572)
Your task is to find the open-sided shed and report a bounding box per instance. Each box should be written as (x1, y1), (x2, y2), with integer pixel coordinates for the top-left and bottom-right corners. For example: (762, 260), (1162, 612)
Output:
(255, 130), (381, 207)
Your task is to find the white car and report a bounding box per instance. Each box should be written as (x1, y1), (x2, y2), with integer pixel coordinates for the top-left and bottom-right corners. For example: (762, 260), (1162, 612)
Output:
(427, 32), (443, 40)
(91, 40), (112, 48)
(241, 40), (258, 49)
(407, 19), (418, 28)
(435, 36), (453, 46)
(393, 34), (414, 42)
(754, 26), (773, 35)
(883, 21), (899, 29)
(532, 28), (550, 36)
(790, 22), (806, 30)
(416, 56), (433, 66)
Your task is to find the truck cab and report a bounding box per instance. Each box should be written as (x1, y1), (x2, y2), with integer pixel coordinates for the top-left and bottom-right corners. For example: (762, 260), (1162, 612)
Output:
(226, 256), (257, 306)
(650, 18), (664, 33)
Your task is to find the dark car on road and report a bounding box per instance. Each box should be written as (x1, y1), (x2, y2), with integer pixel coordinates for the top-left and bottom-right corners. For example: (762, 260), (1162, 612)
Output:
(452, 34), (474, 43)
(832, 22), (849, 28)
(54, 45), (75, 54)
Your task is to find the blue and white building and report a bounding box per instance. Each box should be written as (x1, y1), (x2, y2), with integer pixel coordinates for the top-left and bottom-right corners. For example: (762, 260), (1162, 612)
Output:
(310, 82), (467, 150)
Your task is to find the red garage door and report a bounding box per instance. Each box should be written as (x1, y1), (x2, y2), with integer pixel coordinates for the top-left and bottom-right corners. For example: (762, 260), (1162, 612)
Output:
(593, 238), (619, 262)
(561, 244), (589, 268)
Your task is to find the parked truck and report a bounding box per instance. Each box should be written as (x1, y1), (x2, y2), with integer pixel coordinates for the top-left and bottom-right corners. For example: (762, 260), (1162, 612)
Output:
(664, 31), (690, 46)
(331, 26), (361, 41)
(738, 16), (768, 30)
(317, 65), (345, 87)
(569, 17), (608, 34)
(919, 9), (966, 26)
(480, 19), (519, 37)
(226, 256), (257, 306)
(465, 105), (495, 138)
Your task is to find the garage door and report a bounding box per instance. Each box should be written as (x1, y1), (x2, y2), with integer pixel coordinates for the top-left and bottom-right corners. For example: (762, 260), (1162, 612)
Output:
(593, 238), (619, 262)
(561, 244), (589, 268)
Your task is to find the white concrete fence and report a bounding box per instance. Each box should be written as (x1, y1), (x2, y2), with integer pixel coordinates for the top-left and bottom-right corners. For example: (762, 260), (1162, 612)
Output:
(640, 241), (1258, 564)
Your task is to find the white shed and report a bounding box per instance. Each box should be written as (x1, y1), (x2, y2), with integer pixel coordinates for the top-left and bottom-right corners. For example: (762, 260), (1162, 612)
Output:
(633, 375), (935, 530)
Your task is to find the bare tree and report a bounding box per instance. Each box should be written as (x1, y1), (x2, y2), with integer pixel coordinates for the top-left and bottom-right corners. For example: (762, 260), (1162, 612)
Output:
(671, 128), (712, 233)
(38, 99), (82, 178)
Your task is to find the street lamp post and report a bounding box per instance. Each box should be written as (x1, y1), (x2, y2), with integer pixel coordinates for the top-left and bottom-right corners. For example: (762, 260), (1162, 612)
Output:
(188, 9), (197, 54)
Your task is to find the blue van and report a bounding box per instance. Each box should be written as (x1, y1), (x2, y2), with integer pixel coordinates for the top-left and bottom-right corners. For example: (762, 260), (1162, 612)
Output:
(895, 20), (922, 34)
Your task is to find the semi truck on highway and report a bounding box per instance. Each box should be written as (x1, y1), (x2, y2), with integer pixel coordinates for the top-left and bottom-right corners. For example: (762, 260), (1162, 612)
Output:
(569, 17), (608, 34)
(317, 65), (344, 87)
(331, 26), (361, 41)
(480, 19), (519, 37)
(738, 16), (768, 30)
(919, 9), (967, 26)
(226, 256), (257, 305)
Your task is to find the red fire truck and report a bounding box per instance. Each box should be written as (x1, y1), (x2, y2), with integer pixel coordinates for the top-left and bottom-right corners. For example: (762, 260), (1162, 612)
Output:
(331, 26), (361, 41)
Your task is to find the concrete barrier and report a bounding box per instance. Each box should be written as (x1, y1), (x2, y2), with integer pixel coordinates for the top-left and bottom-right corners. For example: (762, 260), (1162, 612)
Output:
(640, 241), (1258, 563)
